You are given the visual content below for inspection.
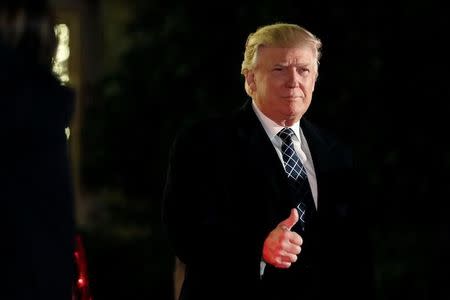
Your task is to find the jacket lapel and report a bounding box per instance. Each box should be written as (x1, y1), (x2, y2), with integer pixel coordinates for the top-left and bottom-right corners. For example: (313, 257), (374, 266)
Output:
(233, 101), (292, 222)
(300, 118), (337, 213)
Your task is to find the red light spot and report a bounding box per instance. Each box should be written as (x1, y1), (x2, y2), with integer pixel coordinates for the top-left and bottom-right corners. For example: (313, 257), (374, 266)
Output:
(78, 278), (85, 287)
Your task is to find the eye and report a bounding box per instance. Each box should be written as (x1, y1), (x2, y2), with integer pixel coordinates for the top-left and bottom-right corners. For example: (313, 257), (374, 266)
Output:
(299, 68), (310, 74)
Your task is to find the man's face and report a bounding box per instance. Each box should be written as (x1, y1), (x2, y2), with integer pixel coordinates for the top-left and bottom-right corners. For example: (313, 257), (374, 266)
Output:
(246, 46), (317, 126)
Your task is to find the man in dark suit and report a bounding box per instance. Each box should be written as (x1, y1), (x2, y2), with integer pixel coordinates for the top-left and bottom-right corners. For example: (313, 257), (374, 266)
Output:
(163, 23), (373, 300)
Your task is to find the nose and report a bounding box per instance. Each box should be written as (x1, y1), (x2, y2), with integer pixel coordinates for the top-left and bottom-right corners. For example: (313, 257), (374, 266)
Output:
(286, 67), (299, 88)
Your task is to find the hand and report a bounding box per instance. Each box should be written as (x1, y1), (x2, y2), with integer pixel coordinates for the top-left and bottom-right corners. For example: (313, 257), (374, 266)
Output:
(262, 208), (303, 268)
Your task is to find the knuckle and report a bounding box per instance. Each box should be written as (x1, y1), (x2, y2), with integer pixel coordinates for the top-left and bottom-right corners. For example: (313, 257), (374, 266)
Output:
(279, 224), (288, 231)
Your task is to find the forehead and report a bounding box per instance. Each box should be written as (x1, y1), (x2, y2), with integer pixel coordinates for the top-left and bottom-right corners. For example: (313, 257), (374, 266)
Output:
(257, 46), (315, 65)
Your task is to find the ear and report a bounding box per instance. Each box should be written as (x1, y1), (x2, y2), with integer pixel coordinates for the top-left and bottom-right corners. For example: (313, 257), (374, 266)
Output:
(245, 70), (257, 94)
(312, 71), (319, 92)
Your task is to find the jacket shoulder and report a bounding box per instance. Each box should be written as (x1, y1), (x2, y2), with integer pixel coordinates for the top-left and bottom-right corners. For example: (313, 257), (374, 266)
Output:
(302, 118), (352, 167)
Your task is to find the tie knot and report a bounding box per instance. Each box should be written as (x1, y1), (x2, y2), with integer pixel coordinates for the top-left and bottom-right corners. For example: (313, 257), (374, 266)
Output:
(277, 127), (295, 143)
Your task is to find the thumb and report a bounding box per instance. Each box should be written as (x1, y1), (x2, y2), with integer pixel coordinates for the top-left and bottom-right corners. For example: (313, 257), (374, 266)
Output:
(280, 208), (299, 231)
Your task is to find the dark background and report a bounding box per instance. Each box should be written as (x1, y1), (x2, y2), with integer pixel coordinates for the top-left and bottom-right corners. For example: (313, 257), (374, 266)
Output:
(60, 1), (450, 299)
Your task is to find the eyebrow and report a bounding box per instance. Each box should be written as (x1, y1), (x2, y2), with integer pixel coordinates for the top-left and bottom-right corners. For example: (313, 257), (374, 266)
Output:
(273, 63), (312, 68)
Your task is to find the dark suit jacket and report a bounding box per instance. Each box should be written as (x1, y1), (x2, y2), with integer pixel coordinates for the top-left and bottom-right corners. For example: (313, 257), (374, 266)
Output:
(163, 100), (373, 300)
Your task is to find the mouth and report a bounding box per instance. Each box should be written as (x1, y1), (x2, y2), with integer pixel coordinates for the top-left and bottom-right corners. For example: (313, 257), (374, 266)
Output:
(282, 96), (303, 100)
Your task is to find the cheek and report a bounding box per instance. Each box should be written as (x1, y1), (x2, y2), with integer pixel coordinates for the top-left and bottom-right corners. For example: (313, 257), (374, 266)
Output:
(268, 81), (284, 94)
(307, 80), (316, 92)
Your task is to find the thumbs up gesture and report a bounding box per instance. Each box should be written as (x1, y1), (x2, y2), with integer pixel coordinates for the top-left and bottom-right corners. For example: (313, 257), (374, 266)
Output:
(262, 208), (303, 268)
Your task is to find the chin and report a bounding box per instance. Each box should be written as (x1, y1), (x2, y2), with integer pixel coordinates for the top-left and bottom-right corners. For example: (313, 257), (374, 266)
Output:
(287, 104), (306, 117)
(282, 110), (302, 122)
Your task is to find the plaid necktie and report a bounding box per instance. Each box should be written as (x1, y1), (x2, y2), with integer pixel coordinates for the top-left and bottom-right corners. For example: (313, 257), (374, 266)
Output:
(277, 127), (315, 231)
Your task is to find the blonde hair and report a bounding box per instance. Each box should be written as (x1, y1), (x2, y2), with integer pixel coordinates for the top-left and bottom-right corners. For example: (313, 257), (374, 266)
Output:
(241, 23), (322, 75)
